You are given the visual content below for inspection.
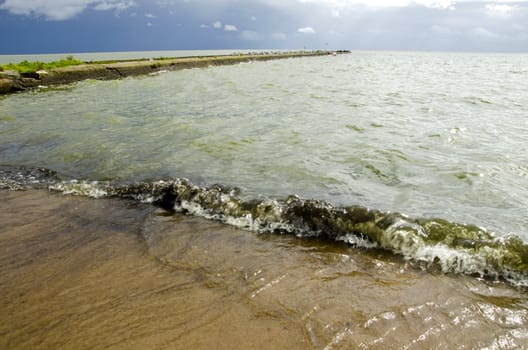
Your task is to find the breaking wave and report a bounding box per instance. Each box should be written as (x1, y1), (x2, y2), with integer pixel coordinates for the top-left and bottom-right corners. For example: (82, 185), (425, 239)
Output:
(2, 165), (527, 288)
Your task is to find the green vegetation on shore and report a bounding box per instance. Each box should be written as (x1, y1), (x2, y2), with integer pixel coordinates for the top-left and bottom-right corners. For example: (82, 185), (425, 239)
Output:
(0, 56), (83, 74)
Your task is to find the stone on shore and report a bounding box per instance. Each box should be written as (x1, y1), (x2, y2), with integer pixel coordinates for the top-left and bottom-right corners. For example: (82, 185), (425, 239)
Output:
(0, 78), (15, 94)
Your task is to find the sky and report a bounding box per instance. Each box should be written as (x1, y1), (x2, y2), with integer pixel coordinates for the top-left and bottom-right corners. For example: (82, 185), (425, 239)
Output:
(1, 0), (528, 54)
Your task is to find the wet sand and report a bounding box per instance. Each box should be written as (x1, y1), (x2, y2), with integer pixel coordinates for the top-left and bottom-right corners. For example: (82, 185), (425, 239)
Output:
(2, 189), (528, 349)
(0, 190), (308, 349)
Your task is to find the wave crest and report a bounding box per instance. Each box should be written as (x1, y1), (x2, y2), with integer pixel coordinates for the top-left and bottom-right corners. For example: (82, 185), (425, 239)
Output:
(2, 166), (527, 288)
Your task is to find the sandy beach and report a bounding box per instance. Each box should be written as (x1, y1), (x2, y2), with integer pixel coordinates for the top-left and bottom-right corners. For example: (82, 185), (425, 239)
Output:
(2, 189), (528, 349)
(0, 190), (309, 349)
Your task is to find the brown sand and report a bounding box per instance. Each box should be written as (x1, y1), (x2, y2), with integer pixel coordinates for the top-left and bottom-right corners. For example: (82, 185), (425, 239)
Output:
(0, 190), (307, 349)
(2, 189), (528, 349)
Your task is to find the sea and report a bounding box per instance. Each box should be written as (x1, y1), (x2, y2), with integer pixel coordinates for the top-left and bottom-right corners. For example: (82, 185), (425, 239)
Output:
(1, 50), (528, 349)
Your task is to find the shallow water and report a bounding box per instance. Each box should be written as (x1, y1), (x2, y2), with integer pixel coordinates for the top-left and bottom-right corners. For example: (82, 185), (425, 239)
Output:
(2, 189), (528, 349)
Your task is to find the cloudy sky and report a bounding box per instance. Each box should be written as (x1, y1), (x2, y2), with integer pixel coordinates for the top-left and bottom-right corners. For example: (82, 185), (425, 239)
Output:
(1, 0), (527, 54)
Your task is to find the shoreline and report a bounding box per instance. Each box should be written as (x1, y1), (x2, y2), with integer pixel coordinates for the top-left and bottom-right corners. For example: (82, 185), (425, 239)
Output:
(3, 188), (528, 349)
(0, 50), (346, 94)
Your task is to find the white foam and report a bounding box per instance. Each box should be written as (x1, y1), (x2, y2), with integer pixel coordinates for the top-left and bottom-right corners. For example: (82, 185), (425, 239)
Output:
(50, 181), (109, 198)
(413, 244), (487, 275)
(336, 234), (378, 249)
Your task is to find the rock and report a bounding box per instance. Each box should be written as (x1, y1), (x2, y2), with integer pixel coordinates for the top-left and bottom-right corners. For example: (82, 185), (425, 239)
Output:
(0, 70), (20, 78)
(0, 78), (16, 94)
(36, 70), (49, 79)
(20, 72), (40, 79)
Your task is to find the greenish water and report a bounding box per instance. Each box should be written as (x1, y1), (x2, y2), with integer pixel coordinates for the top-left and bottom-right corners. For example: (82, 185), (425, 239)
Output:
(1, 51), (528, 286)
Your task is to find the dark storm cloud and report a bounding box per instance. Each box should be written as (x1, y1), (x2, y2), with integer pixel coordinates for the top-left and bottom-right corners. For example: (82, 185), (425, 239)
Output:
(0, 0), (527, 53)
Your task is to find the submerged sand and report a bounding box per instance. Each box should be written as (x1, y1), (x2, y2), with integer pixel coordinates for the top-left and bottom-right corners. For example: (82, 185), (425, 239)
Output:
(1, 189), (528, 349)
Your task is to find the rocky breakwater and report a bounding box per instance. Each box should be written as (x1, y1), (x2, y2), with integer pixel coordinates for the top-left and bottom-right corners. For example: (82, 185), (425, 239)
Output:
(0, 51), (347, 95)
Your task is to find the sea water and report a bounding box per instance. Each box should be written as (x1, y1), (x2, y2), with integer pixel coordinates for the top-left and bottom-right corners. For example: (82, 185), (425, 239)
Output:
(1, 51), (528, 348)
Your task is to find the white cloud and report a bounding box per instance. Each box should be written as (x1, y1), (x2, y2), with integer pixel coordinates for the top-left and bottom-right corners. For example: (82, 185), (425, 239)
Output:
(512, 23), (525, 31)
(294, 0), (528, 8)
(271, 32), (287, 40)
(241, 30), (259, 40)
(431, 24), (455, 35)
(93, 1), (134, 11)
(296, 0), (455, 9)
(414, 0), (454, 9)
(200, 23), (209, 28)
(213, 20), (222, 28)
(470, 26), (500, 39)
(145, 13), (156, 18)
(298, 26), (316, 34)
(485, 4), (514, 18)
(224, 24), (238, 31)
(0, 0), (136, 20)
(3, 0), (527, 22)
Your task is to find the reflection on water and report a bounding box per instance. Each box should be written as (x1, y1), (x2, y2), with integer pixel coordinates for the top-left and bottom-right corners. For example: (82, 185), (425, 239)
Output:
(2, 189), (528, 349)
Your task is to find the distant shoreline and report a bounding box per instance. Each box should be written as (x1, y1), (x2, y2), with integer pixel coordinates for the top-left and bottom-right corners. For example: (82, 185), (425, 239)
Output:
(0, 50), (349, 95)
